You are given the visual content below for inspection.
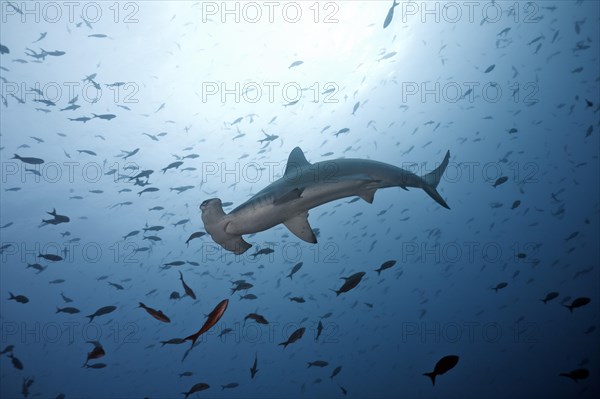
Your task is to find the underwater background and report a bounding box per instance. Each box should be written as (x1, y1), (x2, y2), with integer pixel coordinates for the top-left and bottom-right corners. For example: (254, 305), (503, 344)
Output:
(0, 1), (599, 398)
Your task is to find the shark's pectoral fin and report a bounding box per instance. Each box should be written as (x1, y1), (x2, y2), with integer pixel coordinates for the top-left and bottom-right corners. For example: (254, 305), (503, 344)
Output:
(222, 235), (252, 255)
(273, 188), (304, 206)
(283, 212), (317, 244)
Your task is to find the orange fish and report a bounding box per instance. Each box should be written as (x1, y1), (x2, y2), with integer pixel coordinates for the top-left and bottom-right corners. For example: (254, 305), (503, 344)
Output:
(83, 342), (105, 367)
(184, 299), (228, 347)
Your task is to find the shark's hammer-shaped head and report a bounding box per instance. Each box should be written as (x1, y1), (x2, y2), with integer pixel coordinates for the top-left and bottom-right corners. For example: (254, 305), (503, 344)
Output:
(200, 198), (252, 254)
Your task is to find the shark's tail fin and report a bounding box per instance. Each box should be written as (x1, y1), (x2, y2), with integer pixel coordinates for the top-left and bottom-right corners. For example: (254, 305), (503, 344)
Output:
(200, 198), (252, 254)
(421, 151), (450, 209)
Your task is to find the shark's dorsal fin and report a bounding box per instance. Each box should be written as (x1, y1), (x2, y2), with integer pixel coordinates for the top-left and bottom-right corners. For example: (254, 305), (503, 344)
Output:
(284, 147), (310, 176)
(283, 212), (317, 244)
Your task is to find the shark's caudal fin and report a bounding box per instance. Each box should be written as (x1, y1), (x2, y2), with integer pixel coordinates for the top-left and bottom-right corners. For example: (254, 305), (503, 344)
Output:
(421, 151), (451, 209)
(200, 198), (252, 254)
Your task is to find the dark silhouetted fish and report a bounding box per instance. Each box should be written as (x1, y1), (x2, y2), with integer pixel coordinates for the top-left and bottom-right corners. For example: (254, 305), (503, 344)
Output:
(316, 320), (324, 341)
(423, 355), (459, 386)
(250, 352), (259, 378)
(38, 253), (62, 262)
(185, 231), (206, 246)
(9, 353), (23, 369)
(493, 176), (508, 187)
(182, 382), (209, 399)
(383, 0), (398, 29)
(164, 261), (185, 267)
(41, 48), (65, 56)
(56, 307), (80, 314)
(559, 368), (589, 382)
(86, 305), (117, 322)
(162, 161), (184, 173)
(540, 292), (559, 304)
(92, 113), (116, 120)
(288, 60), (303, 69)
(377, 52), (396, 61)
(231, 282), (253, 295)
(143, 225), (164, 233)
(179, 271), (197, 300)
(77, 149), (97, 156)
(85, 363), (106, 369)
(138, 187), (159, 196)
(250, 248), (274, 257)
(245, 313), (269, 325)
(9, 293), (29, 304)
(123, 230), (139, 240)
(492, 282), (508, 292)
(42, 209), (71, 225)
(563, 297), (590, 313)
(287, 262), (303, 279)
(218, 328), (232, 338)
(279, 327), (305, 348)
(331, 365), (342, 379)
(139, 302), (170, 323)
(332, 272), (365, 296)
(60, 292), (73, 303)
(564, 232), (579, 241)
(26, 263), (46, 273)
(129, 169), (153, 180)
(170, 185), (194, 193)
(12, 154), (44, 164)
(69, 117), (91, 123)
(307, 360), (328, 368)
(374, 260), (396, 275)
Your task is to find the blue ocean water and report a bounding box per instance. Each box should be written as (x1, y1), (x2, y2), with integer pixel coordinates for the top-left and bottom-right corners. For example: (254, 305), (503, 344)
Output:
(0, 1), (599, 398)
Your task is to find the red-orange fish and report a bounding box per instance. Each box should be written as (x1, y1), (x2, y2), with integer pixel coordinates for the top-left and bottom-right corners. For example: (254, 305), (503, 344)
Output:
(184, 299), (228, 347)
(82, 341), (105, 367)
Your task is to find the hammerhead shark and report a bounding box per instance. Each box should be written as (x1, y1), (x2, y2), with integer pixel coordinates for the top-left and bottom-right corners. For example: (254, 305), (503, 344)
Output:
(201, 147), (450, 254)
